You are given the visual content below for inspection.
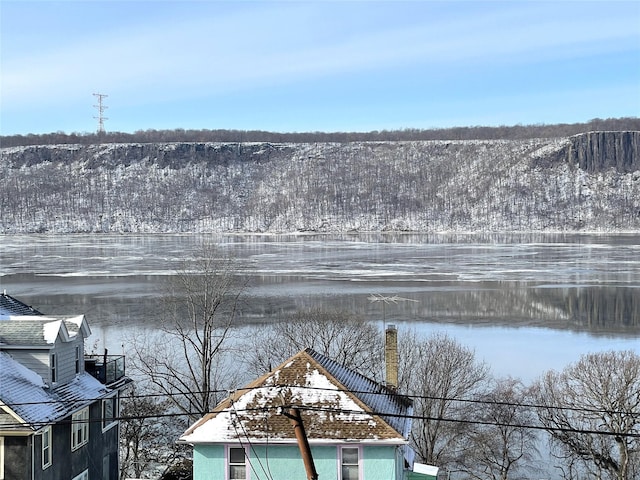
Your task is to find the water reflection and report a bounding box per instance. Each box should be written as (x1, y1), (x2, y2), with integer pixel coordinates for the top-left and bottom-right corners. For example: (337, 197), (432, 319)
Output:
(1, 234), (639, 339)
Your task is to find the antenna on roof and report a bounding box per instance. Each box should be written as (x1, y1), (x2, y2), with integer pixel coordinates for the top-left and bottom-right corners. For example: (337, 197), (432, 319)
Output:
(368, 295), (417, 390)
(367, 294), (418, 330)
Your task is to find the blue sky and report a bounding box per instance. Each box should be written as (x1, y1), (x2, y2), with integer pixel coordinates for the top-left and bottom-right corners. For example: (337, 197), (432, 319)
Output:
(2, 0), (639, 135)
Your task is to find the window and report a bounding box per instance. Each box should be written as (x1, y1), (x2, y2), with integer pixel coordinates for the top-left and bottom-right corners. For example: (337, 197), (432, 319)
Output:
(71, 407), (89, 450)
(228, 446), (247, 480)
(340, 447), (360, 480)
(75, 345), (81, 374)
(72, 469), (89, 480)
(102, 395), (118, 430)
(0, 437), (4, 480)
(41, 426), (52, 469)
(50, 353), (57, 383)
(102, 454), (110, 480)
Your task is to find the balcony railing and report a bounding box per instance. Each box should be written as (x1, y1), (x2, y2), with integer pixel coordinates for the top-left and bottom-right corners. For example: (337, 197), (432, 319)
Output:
(85, 354), (126, 385)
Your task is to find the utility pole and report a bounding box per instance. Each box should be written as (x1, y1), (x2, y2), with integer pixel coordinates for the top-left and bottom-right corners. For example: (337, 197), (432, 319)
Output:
(284, 408), (318, 480)
(93, 93), (108, 134)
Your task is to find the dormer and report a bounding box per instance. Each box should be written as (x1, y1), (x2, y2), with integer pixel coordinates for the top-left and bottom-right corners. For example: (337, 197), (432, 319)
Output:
(0, 314), (91, 387)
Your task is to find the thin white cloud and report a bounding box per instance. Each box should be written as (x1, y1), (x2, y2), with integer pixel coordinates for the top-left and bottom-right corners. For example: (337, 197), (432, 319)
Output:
(2, 2), (639, 111)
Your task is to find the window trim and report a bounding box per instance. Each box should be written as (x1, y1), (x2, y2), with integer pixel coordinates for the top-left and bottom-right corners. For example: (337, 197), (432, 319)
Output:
(71, 407), (89, 451)
(101, 394), (118, 432)
(1, 436), (5, 480)
(227, 445), (249, 480)
(75, 345), (81, 374)
(339, 445), (362, 480)
(50, 353), (57, 383)
(72, 469), (89, 480)
(41, 426), (52, 469)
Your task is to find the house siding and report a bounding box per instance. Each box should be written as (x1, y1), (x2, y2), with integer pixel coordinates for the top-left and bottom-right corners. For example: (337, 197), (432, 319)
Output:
(17, 401), (119, 480)
(6, 350), (50, 382)
(55, 337), (83, 384)
(363, 446), (399, 480)
(193, 444), (400, 480)
(193, 445), (225, 479)
(70, 401), (118, 480)
(3, 436), (31, 480)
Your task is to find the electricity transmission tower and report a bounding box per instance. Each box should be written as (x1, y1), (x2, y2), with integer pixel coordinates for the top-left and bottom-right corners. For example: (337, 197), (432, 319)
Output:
(92, 93), (108, 134)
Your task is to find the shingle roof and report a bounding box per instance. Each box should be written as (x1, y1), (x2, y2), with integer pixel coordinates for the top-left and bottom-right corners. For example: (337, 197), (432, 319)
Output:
(0, 315), (89, 347)
(181, 348), (413, 445)
(306, 348), (413, 438)
(0, 351), (110, 431)
(0, 293), (43, 317)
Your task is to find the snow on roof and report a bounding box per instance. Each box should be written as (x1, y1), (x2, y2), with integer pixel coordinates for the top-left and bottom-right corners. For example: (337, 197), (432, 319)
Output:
(0, 315), (88, 347)
(306, 348), (413, 438)
(413, 463), (439, 475)
(0, 293), (43, 318)
(43, 319), (64, 344)
(181, 348), (411, 445)
(64, 315), (91, 337)
(0, 351), (110, 430)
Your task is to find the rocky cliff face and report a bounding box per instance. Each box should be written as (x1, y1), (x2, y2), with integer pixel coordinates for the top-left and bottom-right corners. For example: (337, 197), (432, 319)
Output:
(4, 141), (296, 169)
(1, 132), (639, 234)
(566, 131), (640, 173)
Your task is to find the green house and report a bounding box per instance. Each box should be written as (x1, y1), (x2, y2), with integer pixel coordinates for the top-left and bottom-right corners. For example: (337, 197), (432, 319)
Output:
(180, 348), (435, 480)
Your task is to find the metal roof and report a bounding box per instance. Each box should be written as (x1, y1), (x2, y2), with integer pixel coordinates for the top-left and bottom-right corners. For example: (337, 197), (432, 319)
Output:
(306, 348), (414, 438)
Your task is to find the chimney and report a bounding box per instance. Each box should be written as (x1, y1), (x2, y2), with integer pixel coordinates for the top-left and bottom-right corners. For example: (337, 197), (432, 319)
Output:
(385, 324), (398, 389)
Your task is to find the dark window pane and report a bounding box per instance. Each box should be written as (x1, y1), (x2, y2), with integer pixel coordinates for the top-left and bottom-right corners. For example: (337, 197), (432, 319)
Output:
(342, 447), (358, 464)
(342, 465), (359, 480)
(230, 465), (246, 479)
(230, 447), (245, 463)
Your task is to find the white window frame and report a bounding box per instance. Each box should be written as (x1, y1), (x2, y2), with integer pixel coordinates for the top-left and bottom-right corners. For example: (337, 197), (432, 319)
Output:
(72, 469), (89, 480)
(50, 353), (57, 383)
(1, 436), (5, 480)
(71, 407), (89, 451)
(41, 426), (52, 469)
(102, 394), (118, 431)
(339, 445), (362, 480)
(227, 445), (249, 480)
(75, 345), (81, 374)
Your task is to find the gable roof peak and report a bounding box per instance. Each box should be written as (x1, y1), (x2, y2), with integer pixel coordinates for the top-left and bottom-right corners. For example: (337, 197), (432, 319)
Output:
(181, 348), (413, 445)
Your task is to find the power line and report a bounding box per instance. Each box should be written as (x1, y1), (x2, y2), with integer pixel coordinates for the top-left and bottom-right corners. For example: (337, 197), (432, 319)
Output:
(2, 387), (639, 438)
(2, 404), (639, 439)
(6, 384), (638, 417)
(230, 401), (274, 480)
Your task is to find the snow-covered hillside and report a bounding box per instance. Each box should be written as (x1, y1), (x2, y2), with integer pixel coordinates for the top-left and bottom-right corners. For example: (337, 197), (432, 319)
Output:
(1, 132), (639, 234)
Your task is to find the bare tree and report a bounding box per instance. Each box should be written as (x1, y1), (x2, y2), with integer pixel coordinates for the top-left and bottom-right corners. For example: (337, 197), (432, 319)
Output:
(132, 243), (245, 420)
(399, 331), (490, 467)
(243, 308), (384, 380)
(534, 350), (640, 480)
(459, 377), (540, 480)
(119, 386), (181, 480)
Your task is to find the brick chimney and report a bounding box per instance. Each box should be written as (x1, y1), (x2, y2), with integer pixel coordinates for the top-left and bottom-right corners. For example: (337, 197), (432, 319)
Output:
(385, 324), (398, 389)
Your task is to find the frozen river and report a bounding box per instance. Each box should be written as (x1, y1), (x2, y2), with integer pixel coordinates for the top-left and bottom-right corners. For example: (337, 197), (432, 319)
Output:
(1, 232), (638, 380)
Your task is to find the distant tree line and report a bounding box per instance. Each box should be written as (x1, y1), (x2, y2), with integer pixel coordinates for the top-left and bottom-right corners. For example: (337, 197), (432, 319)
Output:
(1, 117), (638, 147)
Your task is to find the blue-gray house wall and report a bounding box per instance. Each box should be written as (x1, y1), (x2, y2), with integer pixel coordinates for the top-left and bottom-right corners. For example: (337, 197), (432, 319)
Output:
(4, 400), (119, 480)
